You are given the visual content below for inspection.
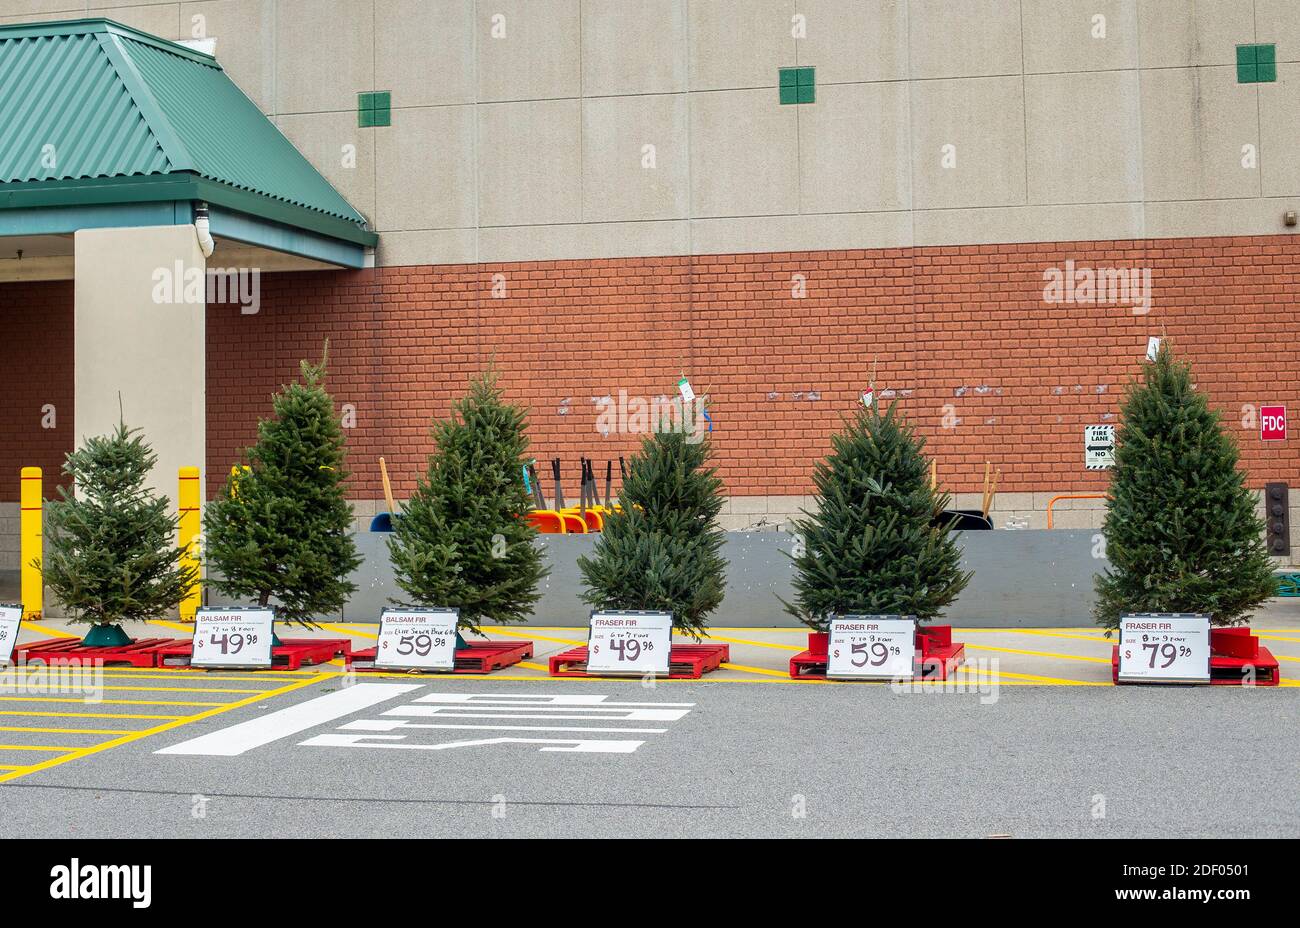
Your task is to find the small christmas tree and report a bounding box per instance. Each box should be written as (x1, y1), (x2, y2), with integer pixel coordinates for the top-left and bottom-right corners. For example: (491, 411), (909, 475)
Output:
(204, 348), (361, 626)
(40, 422), (197, 646)
(1094, 344), (1277, 631)
(578, 426), (727, 641)
(388, 371), (547, 638)
(783, 399), (969, 628)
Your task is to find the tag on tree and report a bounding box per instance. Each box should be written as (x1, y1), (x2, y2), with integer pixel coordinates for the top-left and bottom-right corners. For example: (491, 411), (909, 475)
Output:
(861, 388), (874, 408)
(1146, 336), (1161, 361)
(678, 377), (695, 403)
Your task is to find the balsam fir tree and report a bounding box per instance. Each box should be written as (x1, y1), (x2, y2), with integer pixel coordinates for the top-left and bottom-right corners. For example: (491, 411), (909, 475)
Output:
(578, 424), (727, 641)
(40, 422), (197, 646)
(783, 399), (969, 629)
(204, 348), (361, 627)
(1093, 344), (1276, 631)
(388, 371), (547, 638)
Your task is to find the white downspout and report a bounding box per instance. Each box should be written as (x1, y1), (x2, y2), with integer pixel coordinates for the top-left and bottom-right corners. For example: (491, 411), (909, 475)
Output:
(194, 203), (215, 258)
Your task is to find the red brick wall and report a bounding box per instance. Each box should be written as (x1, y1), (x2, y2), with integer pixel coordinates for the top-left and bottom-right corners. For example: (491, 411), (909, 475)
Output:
(205, 234), (1300, 501)
(0, 280), (73, 502)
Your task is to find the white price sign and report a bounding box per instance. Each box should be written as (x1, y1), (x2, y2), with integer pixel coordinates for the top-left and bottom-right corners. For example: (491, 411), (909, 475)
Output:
(826, 615), (916, 680)
(191, 608), (274, 668)
(375, 608), (459, 671)
(0, 604), (21, 663)
(587, 611), (671, 676)
(1117, 614), (1210, 683)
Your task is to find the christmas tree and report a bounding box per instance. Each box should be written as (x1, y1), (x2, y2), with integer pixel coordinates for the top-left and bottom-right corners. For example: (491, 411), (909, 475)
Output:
(204, 348), (361, 626)
(1094, 344), (1277, 630)
(578, 426), (727, 640)
(783, 399), (969, 628)
(40, 422), (197, 645)
(388, 371), (547, 637)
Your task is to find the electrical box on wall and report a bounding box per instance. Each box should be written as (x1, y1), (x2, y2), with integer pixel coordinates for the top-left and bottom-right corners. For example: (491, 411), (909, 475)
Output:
(1265, 482), (1290, 556)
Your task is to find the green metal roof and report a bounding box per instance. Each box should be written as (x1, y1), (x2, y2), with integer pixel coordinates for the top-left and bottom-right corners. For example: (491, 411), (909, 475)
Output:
(0, 19), (374, 245)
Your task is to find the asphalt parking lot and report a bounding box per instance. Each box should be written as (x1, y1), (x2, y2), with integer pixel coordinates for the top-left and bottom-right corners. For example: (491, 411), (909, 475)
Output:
(0, 615), (1296, 838)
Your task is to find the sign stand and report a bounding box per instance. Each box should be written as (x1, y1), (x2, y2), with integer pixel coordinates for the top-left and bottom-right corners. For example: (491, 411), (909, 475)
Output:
(156, 608), (352, 670)
(348, 610), (534, 674)
(549, 611), (729, 679)
(790, 623), (965, 680)
(1111, 615), (1280, 686)
(0, 603), (22, 665)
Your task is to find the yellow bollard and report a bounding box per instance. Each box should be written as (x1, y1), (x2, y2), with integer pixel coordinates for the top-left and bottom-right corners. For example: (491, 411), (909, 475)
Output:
(178, 467), (202, 622)
(19, 467), (42, 620)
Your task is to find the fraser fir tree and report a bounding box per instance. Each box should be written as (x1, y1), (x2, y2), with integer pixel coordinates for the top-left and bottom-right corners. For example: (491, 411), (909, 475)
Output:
(204, 349), (361, 626)
(1094, 344), (1276, 631)
(41, 422), (197, 645)
(578, 426), (727, 640)
(388, 371), (547, 637)
(783, 400), (969, 629)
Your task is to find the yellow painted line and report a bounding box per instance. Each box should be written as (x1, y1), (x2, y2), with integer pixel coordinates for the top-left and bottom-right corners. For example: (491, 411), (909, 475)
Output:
(957, 628), (1112, 643)
(977, 667), (1109, 685)
(1, 670), (313, 684)
(0, 696), (229, 707)
(318, 622), (377, 640)
(84, 685), (266, 695)
(488, 628), (586, 647)
(0, 744), (79, 752)
(1258, 635), (1300, 643)
(516, 661), (550, 672)
(0, 671), (333, 784)
(965, 644), (1111, 664)
(1273, 654), (1300, 663)
(0, 726), (131, 736)
(18, 622), (77, 640)
(720, 661), (791, 678)
(148, 619), (194, 632)
(1279, 680), (1299, 688)
(0, 710), (187, 721)
(703, 633), (801, 653)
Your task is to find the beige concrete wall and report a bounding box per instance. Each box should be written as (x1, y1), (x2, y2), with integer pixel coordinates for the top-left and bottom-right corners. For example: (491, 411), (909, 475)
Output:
(74, 225), (206, 509)
(5, 1), (1298, 264)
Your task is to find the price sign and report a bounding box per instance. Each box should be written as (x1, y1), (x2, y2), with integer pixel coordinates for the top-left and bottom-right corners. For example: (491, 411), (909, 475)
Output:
(191, 607), (274, 669)
(0, 604), (22, 663)
(1117, 614), (1210, 684)
(826, 615), (916, 680)
(375, 608), (459, 672)
(587, 611), (671, 676)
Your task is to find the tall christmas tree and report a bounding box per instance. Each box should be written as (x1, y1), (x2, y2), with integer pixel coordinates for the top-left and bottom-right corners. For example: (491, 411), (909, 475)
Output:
(578, 425), (727, 640)
(204, 348), (361, 626)
(1094, 344), (1276, 630)
(388, 371), (547, 637)
(40, 422), (197, 646)
(783, 399), (969, 628)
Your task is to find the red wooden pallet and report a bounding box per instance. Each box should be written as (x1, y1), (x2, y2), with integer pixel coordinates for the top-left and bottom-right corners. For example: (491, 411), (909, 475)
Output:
(549, 642), (729, 679)
(14, 637), (186, 668)
(158, 638), (352, 671)
(789, 625), (966, 682)
(1111, 627), (1280, 686)
(348, 639), (534, 674)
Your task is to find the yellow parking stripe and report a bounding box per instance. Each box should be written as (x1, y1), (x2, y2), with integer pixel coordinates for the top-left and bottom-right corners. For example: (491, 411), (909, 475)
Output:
(965, 644), (1111, 664)
(0, 671), (332, 784)
(958, 628), (1112, 643)
(720, 662), (790, 678)
(0, 697), (229, 707)
(0, 744), (79, 752)
(16, 621), (77, 639)
(88, 685), (265, 695)
(703, 633), (801, 653)
(1258, 635), (1300, 643)
(0, 726), (132, 736)
(1, 670), (315, 683)
(489, 628), (585, 647)
(0, 710), (187, 720)
(318, 622), (375, 640)
(147, 620), (193, 632)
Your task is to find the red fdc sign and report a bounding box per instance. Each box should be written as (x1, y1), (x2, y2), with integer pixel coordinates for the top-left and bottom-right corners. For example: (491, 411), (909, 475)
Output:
(1261, 405), (1287, 441)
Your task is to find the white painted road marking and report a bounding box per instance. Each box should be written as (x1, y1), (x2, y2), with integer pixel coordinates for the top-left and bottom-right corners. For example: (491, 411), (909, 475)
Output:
(339, 719), (668, 734)
(299, 733), (645, 753)
(156, 683), (422, 757)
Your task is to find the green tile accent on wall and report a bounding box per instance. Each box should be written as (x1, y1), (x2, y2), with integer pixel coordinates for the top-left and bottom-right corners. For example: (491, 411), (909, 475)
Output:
(358, 90), (392, 127)
(1237, 44), (1277, 84)
(778, 67), (815, 104)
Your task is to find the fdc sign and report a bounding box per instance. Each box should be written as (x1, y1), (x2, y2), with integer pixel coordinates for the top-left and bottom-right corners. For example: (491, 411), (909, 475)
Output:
(1261, 405), (1287, 441)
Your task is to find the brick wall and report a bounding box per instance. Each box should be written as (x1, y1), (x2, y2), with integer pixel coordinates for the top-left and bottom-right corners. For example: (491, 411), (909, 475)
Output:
(206, 235), (1300, 503)
(0, 280), (74, 503)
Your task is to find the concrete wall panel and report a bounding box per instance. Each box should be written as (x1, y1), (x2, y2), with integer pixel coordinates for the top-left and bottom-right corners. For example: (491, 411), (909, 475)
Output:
(475, 0), (580, 103)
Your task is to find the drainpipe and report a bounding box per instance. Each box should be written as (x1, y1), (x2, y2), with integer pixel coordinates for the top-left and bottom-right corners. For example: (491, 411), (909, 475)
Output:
(194, 203), (215, 258)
